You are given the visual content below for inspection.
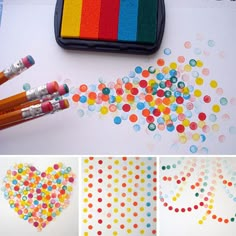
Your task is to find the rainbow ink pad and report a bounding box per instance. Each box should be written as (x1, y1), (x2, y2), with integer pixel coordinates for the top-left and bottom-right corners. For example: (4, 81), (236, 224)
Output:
(54, 0), (165, 54)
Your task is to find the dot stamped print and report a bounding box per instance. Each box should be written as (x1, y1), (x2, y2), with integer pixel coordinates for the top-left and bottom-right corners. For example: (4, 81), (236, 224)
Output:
(160, 157), (236, 225)
(69, 37), (236, 154)
(81, 157), (157, 236)
(1, 163), (76, 231)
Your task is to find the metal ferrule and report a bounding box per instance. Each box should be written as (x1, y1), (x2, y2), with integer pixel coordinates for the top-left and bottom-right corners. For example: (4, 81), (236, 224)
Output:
(50, 100), (63, 113)
(26, 85), (49, 101)
(3, 59), (27, 79)
(41, 93), (61, 102)
(21, 104), (45, 119)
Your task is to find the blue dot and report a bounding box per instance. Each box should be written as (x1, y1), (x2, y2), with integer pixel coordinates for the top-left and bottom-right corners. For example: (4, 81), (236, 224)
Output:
(147, 212), (151, 217)
(135, 66), (142, 74)
(34, 200), (39, 205)
(137, 102), (145, 110)
(164, 48), (171, 55)
(23, 83), (31, 91)
(146, 202), (151, 207)
(114, 116), (122, 125)
(147, 174), (151, 179)
(12, 180), (17, 185)
(156, 73), (164, 80)
(129, 71), (136, 78)
(147, 192), (151, 197)
(122, 76), (129, 83)
(157, 117), (164, 124)
(80, 95), (87, 103)
(147, 183), (152, 188)
(147, 166), (151, 171)
(167, 124), (175, 132)
(146, 223), (151, 228)
(190, 145), (198, 153)
(133, 124), (141, 132)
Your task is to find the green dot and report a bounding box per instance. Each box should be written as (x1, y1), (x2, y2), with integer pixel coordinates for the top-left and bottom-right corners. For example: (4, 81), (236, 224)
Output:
(231, 218), (235, 222)
(189, 59), (197, 67)
(177, 81), (185, 89)
(172, 164), (176, 168)
(148, 66), (156, 73)
(148, 123), (156, 131)
(170, 76), (178, 83)
(203, 182), (208, 187)
(166, 165), (171, 170)
(159, 81), (166, 89)
(220, 97), (228, 106)
(102, 87), (110, 95)
(164, 90), (172, 98)
(195, 193), (199, 197)
(162, 166), (166, 170)
(18, 168), (23, 173)
(200, 188), (205, 193)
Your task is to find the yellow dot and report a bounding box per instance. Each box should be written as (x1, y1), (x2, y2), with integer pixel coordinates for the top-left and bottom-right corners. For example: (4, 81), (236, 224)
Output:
(127, 229), (132, 234)
(176, 106), (183, 114)
(140, 197), (145, 202)
(196, 60), (203, 67)
(158, 104), (165, 112)
(128, 188), (132, 193)
(114, 208), (119, 213)
(84, 187), (88, 192)
(149, 100), (155, 107)
(114, 198), (118, 203)
(140, 207), (145, 212)
(113, 231), (118, 236)
(114, 219), (119, 224)
(194, 89), (202, 97)
(87, 98), (95, 105)
(148, 79), (156, 86)
(163, 114), (170, 121)
(208, 205), (213, 209)
(83, 219), (87, 224)
(100, 106), (109, 115)
(140, 187), (145, 192)
(140, 178), (145, 183)
(141, 170), (146, 175)
(127, 208), (131, 212)
(114, 178), (119, 183)
(195, 77), (204, 85)
(198, 220), (203, 225)
(84, 159), (89, 164)
(210, 199), (214, 203)
(212, 124), (220, 132)
(127, 197), (132, 202)
(162, 66), (170, 74)
(128, 178), (133, 183)
(172, 197), (177, 201)
(84, 168), (89, 173)
(128, 171), (133, 175)
(83, 198), (88, 203)
(210, 80), (218, 88)
(114, 169), (119, 174)
(114, 187), (119, 192)
(114, 160), (119, 165)
(179, 135), (187, 144)
(212, 104), (220, 113)
(84, 232), (89, 236)
(176, 193), (180, 198)
(140, 230), (145, 234)
(192, 133), (200, 141)
(184, 64), (192, 72)
(83, 208), (88, 213)
(198, 121), (206, 128)
(127, 218), (132, 223)
(128, 161), (133, 165)
(170, 62), (177, 69)
(116, 96), (122, 103)
(140, 218), (145, 223)
(140, 162), (145, 166)
(83, 178), (88, 183)
(182, 119), (190, 127)
(202, 216), (207, 221)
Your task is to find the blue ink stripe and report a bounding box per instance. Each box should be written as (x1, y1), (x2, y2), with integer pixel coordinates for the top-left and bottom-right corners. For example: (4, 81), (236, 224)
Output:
(0, 3), (2, 27)
(118, 0), (139, 42)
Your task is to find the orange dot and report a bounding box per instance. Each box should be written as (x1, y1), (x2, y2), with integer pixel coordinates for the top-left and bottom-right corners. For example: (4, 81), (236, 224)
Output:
(121, 213), (125, 218)
(228, 182), (233, 187)
(125, 82), (133, 90)
(79, 84), (88, 92)
(107, 224), (112, 229)
(98, 83), (106, 91)
(145, 85), (153, 94)
(88, 203), (93, 208)
(122, 157), (127, 161)
(101, 94), (109, 102)
(133, 212), (138, 217)
(163, 97), (171, 106)
(157, 58), (165, 66)
(224, 219), (229, 224)
(127, 94), (135, 102)
(145, 94), (153, 102)
(218, 218), (222, 222)
(88, 92), (97, 100)
(88, 214), (93, 219)
(88, 225), (93, 230)
(142, 108), (150, 117)
(163, 107), (170, 115)
(142, 70), (150, 78)
(129, 114), (138, 123)
(120, 224), (125, 229)
(223, 180), (227, 185)
(72, 94), (80, 102)
(155, 98), (163, 105)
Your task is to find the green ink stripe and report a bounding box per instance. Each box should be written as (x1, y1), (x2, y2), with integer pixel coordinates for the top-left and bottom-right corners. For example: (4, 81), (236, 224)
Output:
(137, 0), (158, 44)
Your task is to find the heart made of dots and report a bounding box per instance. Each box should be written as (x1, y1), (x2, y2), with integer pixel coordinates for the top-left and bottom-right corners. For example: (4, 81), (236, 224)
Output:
(2, 163), (75, 231)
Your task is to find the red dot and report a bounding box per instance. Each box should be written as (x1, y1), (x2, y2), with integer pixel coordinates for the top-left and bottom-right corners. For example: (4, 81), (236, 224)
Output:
(212, 215), (217, 219)
(146, 115), (154, 123)
(131, 87), (139, 95)
(14, 186), (20, 191)
(181, 208), (186, 213)
(176, 124), (185, 133)
(152, 230), (157, 235)
(176, 180), (181, 184)
(198, 112), (206, 121)
(98, 188), (102, 193)
(190, 122), (198, 130)
(107, 224), (111, 229)
(120, 224), (125, 229)
(187, 207), (192, 212)
(218, 218), (223, 223)
(175, 208), (179, 213)
(116, 88), (124, 95)
(153, 109), (161, 117)
(203, 95), (211, 103)
(107, 203), (112, 208)
(98, 160), (103, 165)
(53, 164), (59, 170)
(176, 96), (184, 104)
(122, 104), (131, 112)
(163, 202), (168, 207)
(194, 205), (198, 210)
(98, 219), (103, 224)
(165, 80), (172, 88)
(98, 169), (103, 174)
(168, 206), (173, 211)
(98, 198), (102, 202)
(98, 178), (103, 183)
(139, 80), (148, 88)
(157, 89), (164, 97)
(97, 231), (102, 235)
(47, 216), (53, 222)
(97, 208), (102, 213)
(133, 224), (138, 228)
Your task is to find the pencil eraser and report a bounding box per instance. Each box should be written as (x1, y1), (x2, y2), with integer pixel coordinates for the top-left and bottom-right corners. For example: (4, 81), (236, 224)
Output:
(46, 81), (59, 94)
(59, 99), (70, 109)
(22, 55), (35, 68)
(41, 101), (54, 113)
(58, 84), (69, 95)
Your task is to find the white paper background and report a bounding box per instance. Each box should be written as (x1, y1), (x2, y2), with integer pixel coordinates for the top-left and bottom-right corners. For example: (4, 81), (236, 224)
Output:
(0, 156), (78, 236)
(0, 1), (236, 155)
